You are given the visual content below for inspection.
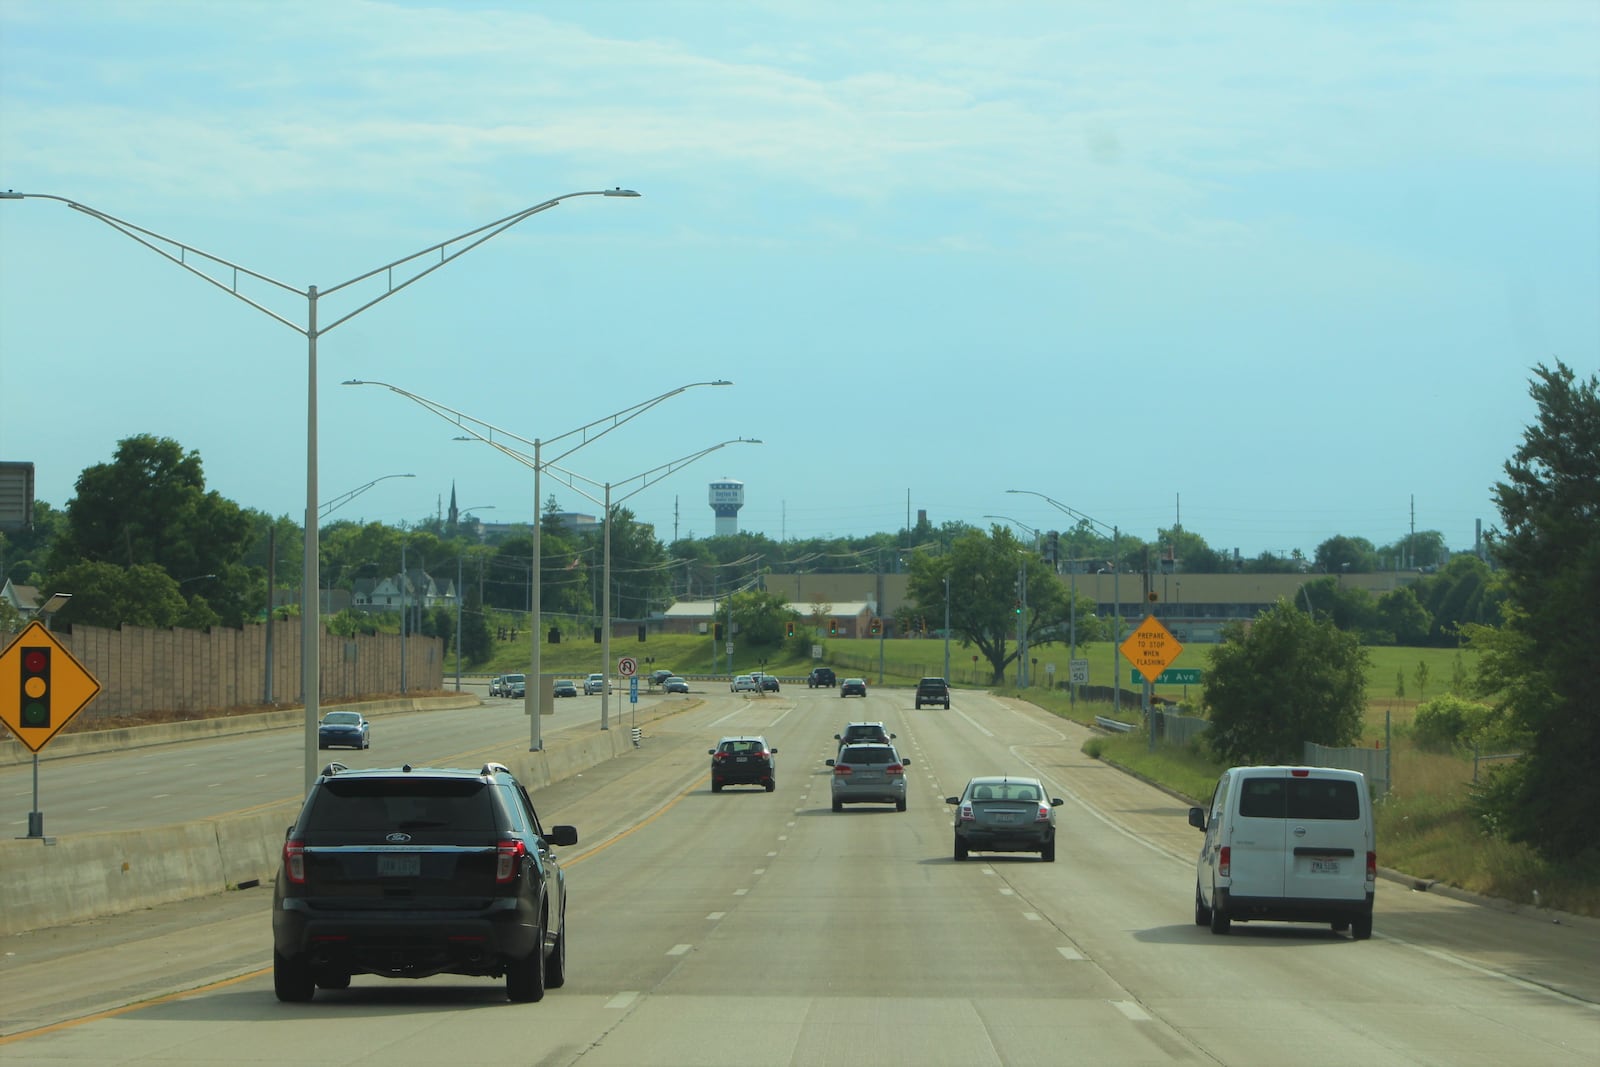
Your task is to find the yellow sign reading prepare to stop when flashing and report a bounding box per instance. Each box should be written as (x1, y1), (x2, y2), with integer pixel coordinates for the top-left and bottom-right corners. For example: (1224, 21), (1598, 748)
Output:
(1119, 615), (1184, 685)
(0, 621), (103, 754)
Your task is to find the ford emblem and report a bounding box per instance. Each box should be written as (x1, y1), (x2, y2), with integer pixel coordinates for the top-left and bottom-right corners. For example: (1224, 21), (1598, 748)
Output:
(385, 832), (412, 843)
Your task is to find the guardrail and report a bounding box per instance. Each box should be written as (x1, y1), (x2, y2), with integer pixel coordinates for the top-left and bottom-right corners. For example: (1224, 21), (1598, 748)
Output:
(1094, 715), (1137, 733)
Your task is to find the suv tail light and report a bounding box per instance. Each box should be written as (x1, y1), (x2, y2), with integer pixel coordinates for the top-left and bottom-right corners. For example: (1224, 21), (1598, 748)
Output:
(1219, 845), (1231, 878)
(886, 763), (904, 776)
(833, 764), (852, 776)
(283, 839), (306, 884)
(959, 803), (974, 822)
(755, 750), (770, 762)
(1034, 803), (1051, 822)
(496, 839), (528, 884)
(713, 751), (729, 762)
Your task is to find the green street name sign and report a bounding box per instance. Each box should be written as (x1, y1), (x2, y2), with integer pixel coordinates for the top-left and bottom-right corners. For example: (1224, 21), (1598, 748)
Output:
(1131, 667), (1203, 685)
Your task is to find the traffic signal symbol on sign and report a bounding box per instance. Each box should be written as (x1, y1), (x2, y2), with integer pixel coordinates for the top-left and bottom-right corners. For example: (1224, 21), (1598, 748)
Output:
(20, 646), (50, 728)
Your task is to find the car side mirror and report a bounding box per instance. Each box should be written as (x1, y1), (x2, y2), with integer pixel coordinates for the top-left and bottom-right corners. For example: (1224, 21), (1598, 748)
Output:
(285, 825), (296, 840)
(548, 825), (578, 847)
(708, 749), (717, 755)
(833, 734), (842, 740)
(945, 796), (959, 805)
(1188, 806), (1207, 831)
(1050, 797), (1064, 807)
(770, 747), (779, 754)
(825, 759), (835, 767)
(901, 757), (911, 766)
(889, 733), (896, 739)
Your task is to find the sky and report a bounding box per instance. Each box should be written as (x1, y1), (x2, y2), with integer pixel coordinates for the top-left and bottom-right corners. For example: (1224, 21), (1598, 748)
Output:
(2, 1), (1596, 562)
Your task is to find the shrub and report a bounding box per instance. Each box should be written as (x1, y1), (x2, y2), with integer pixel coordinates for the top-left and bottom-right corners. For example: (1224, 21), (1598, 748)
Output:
(1411, 694), (1492, 751)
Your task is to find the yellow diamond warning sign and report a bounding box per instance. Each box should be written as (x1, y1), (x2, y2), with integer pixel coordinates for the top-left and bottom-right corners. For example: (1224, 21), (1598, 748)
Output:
(1120, 615), (1184, 685)
(0, 621), (103, 754)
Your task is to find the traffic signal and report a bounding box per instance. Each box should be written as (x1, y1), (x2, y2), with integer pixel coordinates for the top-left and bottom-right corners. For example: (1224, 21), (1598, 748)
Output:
(828, 619), (838, 635)
(785, 621), (796, 638)
(19, 645), (50, 729)
(593, 626), (602, 643)
(1014, 599), (1022, 615)
(637, 624), (648, 641)
(714, 622), (724, 641)
(548, 627), (561, 644)
(869, 618), (881, 636)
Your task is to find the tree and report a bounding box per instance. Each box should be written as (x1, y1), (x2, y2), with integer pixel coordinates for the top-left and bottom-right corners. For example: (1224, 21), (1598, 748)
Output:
(905, 525), (1076, 684)
(46, 561), (191, 629)
(46, 436), (255, 626)
(1374, 586), (1432, 646)
(1314, 535), (1377, 574)
(1474, 361), (1600, 861)
(1380, 530), (1449, 571)
(1202, 599), (1367, 764)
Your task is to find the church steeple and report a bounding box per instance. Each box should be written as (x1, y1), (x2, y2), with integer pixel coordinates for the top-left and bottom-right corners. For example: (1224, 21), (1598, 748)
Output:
(448, 481), (459, 532)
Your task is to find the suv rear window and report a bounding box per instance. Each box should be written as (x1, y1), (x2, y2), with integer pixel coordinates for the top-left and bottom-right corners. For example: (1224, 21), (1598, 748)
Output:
(839, 745), (896, 764)
(1237, 777), (1360, 821)
(306, 778), (496, 833)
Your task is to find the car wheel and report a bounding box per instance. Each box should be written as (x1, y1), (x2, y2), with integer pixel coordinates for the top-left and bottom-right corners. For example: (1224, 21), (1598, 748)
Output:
(915, 701), (922, 709)
(1209, 890), (1231, 935)
(832, 799), (843, 813)
(896, 798), (907, 812)
(764, 780), (775, 793)
(1331, 920), (1350, 933)
(505, 923), (546, 1003)
(954, 837), (968, 861)
(1351, 910), (1373, 941)
(1041, 840), (1056, 863)
(1194, 884), (1212, 926)
(316, 972), (351, 990)
(712, 781), (723, 793)
(545, 919), (567, 989)
(273, 950), (315, 1003)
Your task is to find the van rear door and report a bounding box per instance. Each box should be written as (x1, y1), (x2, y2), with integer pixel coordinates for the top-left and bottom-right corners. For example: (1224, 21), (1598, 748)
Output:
(1228, 771), (1289, 900)
(1282, 771), (1369, 902)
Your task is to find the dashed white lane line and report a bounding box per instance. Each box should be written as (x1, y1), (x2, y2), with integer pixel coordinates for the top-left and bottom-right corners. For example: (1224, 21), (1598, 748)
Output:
(666, 944), (692, 956)
(1058, 946), (1085, 961)
(1022, 912), (1042, 921)
(1112, 1001), (1151, 1022)
(733, 888), (749, 896)
(607, 992), (639, 1009)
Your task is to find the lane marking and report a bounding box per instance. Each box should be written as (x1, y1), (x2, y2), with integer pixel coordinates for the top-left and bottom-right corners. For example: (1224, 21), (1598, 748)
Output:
(1058, 946), (1085, 961)
(733, 888), (749, 896)
(606, 992), (639, 1009)
(706, 912), (725, 921)
(1022, 912), (1042, 922)
(1112, 1000), (1151, 1022)
(666, 944), (692, 956)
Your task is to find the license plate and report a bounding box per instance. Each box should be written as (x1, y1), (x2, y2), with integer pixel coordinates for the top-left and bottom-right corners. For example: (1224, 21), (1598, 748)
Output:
(377, 854), (421, 877)
(735, 756), (748, 763)
(992, 813), (1018, 824)
(1310, 859), (1340, 874)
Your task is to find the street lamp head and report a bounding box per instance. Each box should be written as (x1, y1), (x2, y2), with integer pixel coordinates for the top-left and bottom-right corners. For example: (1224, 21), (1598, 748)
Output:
(603, 188), (642, 197)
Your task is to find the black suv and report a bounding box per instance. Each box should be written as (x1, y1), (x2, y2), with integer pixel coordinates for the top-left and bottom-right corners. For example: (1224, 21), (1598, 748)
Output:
(709, 735), (778, 792)
(807, 667), (837, 688)
(273, 762), (577, 1003)
(915, 677), (951, 709)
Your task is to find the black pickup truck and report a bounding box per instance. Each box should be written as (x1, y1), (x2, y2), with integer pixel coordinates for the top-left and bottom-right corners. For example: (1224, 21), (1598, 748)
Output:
(915, 677), (951, 709)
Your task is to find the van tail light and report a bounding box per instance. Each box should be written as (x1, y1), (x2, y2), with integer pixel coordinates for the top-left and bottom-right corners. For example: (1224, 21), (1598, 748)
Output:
(959, 803), (975, 822)
(496, 839), (528, 884)
(284, 840), (306, 884)
(1219, 845), (1231, 878)
(833, 764), (852, 776)
(1034, 803), (1051, 823)
(886, 763), (904, 776)
(1366, 850), (1377, 884)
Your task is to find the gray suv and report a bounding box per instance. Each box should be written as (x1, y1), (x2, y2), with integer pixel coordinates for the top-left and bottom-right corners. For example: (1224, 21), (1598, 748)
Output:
(826, 743), (910, 812)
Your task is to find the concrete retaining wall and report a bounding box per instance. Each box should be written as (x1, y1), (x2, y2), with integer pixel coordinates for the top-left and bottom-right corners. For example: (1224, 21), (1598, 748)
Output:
(0, 696), (660, 936)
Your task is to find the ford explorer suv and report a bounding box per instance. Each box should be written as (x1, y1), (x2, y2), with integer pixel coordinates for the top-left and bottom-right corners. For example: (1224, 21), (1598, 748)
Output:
(1188, 765), (1375, 939)
(273, 761), (577, 1003)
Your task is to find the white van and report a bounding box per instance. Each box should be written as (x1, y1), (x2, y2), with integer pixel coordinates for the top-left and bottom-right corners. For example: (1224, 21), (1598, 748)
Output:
(1188, 765), (1374, 939)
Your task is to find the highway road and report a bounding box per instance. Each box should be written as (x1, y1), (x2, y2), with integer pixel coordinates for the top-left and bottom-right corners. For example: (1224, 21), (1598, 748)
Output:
(3, 685), (1597, 1065)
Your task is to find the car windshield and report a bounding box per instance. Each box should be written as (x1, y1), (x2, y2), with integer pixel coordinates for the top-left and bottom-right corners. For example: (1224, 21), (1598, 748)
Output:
(504, 674), (525, 683)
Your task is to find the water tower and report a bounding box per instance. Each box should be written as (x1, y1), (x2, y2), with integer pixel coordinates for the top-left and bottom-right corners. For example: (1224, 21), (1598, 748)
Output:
(709, 479), (744, 536)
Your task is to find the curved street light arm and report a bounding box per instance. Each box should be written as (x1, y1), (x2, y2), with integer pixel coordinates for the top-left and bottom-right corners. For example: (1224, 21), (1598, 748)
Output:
(319, 473), (416, 519)
(4, 189), (640, 338)
(1004, 489), (1118, 540)
(344, 377), (733, 469)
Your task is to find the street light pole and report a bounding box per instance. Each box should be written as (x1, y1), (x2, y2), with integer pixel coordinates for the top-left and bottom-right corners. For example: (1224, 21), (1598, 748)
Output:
(942, 575), (951, 681)
(451, 505), (495, 691)
(1007, 489), (1123, 715)
(6, 188), (640, 790)
(344, 378), (737, 748)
